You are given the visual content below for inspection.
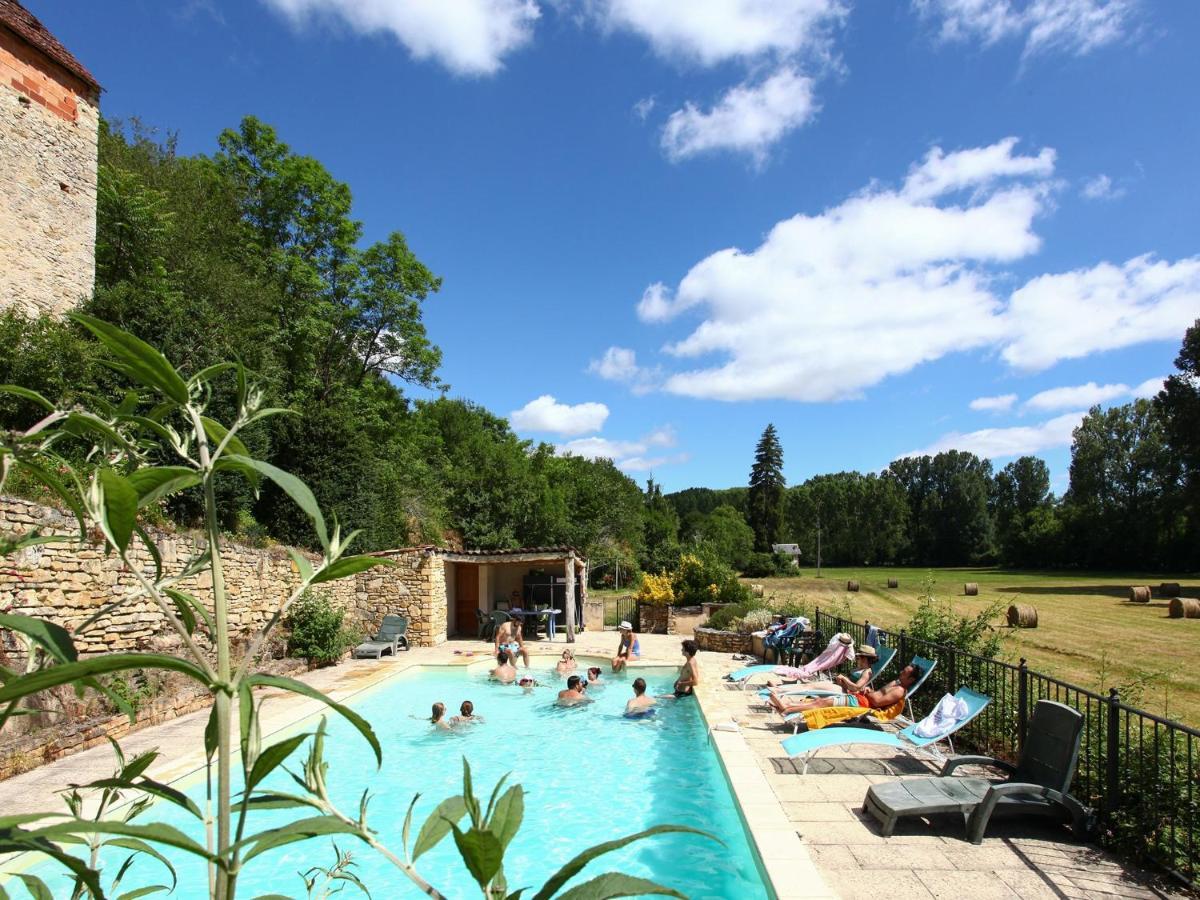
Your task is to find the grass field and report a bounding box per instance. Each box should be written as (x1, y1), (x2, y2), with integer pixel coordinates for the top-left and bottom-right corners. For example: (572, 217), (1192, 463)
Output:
(741, 567), (1200, 725)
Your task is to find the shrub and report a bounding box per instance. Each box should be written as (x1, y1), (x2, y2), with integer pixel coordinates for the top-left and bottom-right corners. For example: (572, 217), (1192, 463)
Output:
(705, 601), (763, 632)
(672, 552), (751, 606)
(906, 575), (1003, 659)
(739, 608), (775, 632)
(770, 599), (811, 620)
(635, 572), (675, 605)
(285, 591), (359, 667)
(741, 551), (801, 578)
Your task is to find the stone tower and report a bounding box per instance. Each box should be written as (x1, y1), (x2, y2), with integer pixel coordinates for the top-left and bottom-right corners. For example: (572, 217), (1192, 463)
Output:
(0, 0), (100, 318)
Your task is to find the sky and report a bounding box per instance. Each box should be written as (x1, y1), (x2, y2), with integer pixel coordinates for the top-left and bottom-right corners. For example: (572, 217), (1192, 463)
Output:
(35, 0), (1200, 494)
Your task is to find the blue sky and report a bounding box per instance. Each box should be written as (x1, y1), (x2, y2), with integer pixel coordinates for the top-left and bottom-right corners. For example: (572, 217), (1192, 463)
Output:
(37, 0), (1200, 493)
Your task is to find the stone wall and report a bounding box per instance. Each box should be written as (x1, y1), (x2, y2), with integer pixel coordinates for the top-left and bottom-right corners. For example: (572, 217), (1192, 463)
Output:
(0, 29), (98, 318)
(0, 496), (447, 657)
(694, 626), (754, 655)
(637, 603), (707, 636)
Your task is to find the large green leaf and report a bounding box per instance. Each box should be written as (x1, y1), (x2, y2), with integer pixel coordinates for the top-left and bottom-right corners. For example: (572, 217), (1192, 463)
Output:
(70, 314), (189, 404)
(243, 675), (379, 764)
(311, 555), (396, 585)
(553, 873), (687, 900)
(490, 785), (523, 852)
(0, 832), (105, 899)
(115, 886), (169, 900)
(10, 873), (53, 900)
(223, 455), (328, 549)
(412, 795), (467, 861)
(31, 821), (214, 862)
(246, 733), (310, 793)
(16, 459), (86, 536)
(163, 589), (213, 634)
(80, 778), (202, 820)
(105, 836), (179, 890)
(126, 467), (201, 508)
(0, 384), (55, 411)
(0, 614), (77, 663)
(450, 825), (503, 891)
(237, 815), (361, 864)
(0, 654), (210, 706)
(531, 825), (718, 900)
(199, 417), (250, 460)
(97, 469), (138, 555)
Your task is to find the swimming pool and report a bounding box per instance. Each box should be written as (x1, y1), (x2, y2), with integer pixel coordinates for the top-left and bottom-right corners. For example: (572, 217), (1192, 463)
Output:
(21, 659), (770, 898)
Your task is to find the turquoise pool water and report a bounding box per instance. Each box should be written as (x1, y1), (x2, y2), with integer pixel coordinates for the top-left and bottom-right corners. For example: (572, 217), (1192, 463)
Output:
(23, 660), (769, 898)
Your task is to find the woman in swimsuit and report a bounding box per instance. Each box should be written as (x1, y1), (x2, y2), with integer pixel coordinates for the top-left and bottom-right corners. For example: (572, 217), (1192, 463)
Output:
(612, 621), (640, 673)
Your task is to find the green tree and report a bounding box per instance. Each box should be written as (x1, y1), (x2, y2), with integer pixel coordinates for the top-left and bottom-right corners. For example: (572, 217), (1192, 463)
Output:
(888, 451), (993, 565)
(1156, 318), (1200, 569)
(692, 504), (755, 570)
(640, 478), (681, 573)
(993, 456), (1060, 567)
(747, 424), (786, 551)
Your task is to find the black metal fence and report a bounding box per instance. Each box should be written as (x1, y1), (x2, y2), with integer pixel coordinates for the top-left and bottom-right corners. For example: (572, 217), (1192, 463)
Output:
(812, 607), (1200, 889)
(606, 595), (639, 630)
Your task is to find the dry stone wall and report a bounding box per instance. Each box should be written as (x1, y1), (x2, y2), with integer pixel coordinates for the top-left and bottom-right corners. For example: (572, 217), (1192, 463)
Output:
(0, 28), (98, 319)
(0, 496), (447, 658)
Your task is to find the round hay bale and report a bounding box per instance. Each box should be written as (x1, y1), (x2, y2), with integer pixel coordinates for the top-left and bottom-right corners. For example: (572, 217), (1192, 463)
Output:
(1159, 582), (1181, 598)
(1129, 585), (1152, 603)
(751, 583), (765, 598)
(1169, 598), (1200, 619)
(846, 580), (860, 592)
(887, 578), (898, 589)
(1007, 604), (1038, 628)
(964, 582), (979, 596)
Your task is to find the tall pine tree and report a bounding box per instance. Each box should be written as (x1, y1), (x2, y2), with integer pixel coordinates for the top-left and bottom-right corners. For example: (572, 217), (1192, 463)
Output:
(748, 424), (786, 551)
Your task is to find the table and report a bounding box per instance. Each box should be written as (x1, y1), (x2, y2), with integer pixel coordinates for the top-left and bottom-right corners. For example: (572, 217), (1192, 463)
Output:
(507, 608), (560, 641)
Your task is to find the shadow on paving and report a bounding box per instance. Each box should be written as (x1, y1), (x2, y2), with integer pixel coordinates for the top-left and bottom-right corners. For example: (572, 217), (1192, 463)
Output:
(768, 755), (933, 776)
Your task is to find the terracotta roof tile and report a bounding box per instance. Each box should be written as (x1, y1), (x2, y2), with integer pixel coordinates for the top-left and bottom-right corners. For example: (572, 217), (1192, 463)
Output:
(0, 0), (100, 92)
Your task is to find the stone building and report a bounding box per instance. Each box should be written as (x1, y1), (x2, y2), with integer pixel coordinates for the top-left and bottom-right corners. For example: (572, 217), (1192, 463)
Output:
(0, 0), (100, 317)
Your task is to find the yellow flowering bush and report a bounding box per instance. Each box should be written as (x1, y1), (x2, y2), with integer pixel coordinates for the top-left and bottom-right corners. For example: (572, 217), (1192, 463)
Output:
(636, 572), (675, 605)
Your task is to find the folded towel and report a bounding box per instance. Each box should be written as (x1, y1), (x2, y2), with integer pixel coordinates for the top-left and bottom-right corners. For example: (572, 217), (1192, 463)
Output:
(913, 692), (969, 738)
(774, 633), (854, 680)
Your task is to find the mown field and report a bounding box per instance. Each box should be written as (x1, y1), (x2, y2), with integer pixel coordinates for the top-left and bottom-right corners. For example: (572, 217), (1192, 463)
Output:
(743, 567), (1200, 725)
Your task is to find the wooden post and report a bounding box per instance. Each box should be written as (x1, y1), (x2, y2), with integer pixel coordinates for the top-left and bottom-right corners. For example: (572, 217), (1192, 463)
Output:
(564, 552), (577, 643)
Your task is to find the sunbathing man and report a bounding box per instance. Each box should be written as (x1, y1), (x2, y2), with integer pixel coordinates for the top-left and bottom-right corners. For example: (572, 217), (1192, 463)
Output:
(612, 621), (640, 673)
(494, 617), (530, 668)
(556, 674), (590, 706)
(767, 646), (878, 698)
(625, 677), (657, 717)
(491, 648), (517, 683)
(671, 639), (700, 698)
(768, 664), (923, 716)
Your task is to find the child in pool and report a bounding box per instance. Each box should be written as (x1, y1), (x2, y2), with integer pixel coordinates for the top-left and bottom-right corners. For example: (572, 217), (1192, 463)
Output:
(450, 700), (483, 726)
(625, 677), (657, 717)
(586, 666), (603, 685)
(430, 702), (451, 730)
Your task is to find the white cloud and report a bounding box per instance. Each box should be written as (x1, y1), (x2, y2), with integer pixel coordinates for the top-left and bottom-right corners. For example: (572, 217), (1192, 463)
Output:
(510, 395), (608, 435)
(1024, 381), (1129, 411)
(660, 67), (817, 164)
(620, 139), (1200, 402)
(587, 346), (661, 394)
(1081, 173), (1125, 200)
(557, 426), (687, 472)
(591, 0), (848, 66)
(632, 96), (656, 120)
(914, 0), (1138, 59)
(969, 393), (1017, 412)
(904, 411), (1086, 460)
(1001, 255), (1200, 370)
(1131, 376), (1166, 399)
(259, 0), (540, 76)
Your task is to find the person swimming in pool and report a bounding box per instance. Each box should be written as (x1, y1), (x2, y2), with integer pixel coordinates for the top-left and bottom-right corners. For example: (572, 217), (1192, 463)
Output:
(430, 702), (451, 730)
(517, 675), (540, 692)
(556, 674), (591, 706)
(491, 648), (517, 683)
(450, 700), (483, 726)
(670, 640), (700, 698)
(612, 621), (640, 673)
(625, 677), (657, 717)
(586, 666), (603, 685)
(494, 618), (530, 668)
(556, 648), (577, 676)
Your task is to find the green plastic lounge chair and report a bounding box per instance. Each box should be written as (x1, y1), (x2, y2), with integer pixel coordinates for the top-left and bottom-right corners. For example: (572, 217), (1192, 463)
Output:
(775, 655), (938, 732)
(780, 686), (990, 774)
(353, 614), (408, 659)
(863, 700), (1090, 843)
(760, 645), (899, 699)
(476, 608), (493, 640)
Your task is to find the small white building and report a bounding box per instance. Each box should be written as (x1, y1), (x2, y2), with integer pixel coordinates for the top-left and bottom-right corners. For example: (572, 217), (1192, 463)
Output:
(772, 543), (802, 566)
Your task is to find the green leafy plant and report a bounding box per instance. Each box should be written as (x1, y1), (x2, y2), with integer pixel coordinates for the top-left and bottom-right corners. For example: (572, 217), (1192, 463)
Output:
(905, 575), (1003, 658)
(705, 601), (766, 632)
(285, 591), (359, 668)
(301, 842), (370, 899)
(0, 318), (714, 899)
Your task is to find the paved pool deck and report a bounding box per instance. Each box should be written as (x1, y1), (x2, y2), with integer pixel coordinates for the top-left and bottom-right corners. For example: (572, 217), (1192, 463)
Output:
(0, 632), (1183, 899)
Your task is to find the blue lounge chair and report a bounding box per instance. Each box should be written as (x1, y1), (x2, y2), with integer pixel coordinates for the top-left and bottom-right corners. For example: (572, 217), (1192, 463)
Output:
(864, 700), (1090, 843)
(780, 686), (990, 774)
(775, 655), (939, 732)
(760, 645), (899, 699)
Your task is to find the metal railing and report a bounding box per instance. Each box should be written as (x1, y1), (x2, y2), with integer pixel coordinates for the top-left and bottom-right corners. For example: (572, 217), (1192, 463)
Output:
(812, 607), (1200, 888)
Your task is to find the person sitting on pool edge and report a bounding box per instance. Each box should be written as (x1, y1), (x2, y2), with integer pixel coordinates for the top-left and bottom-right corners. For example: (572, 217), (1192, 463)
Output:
(671, 639), (700, 698)
(491, 648), (517, 683)
(556, 648), (577, 676)
(625, 677), (657, 717)
(450, 700), (483, 726)
(494, 616), (530, 668)
(612, 621), (640, 673)
(430, 702), (451, 730)
(767, 664), (923, 716)
(556, 674), (590, 706)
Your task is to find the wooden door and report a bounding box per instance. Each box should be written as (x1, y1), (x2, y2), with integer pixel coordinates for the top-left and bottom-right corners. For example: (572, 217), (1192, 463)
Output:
(454, 564), (479, 636)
